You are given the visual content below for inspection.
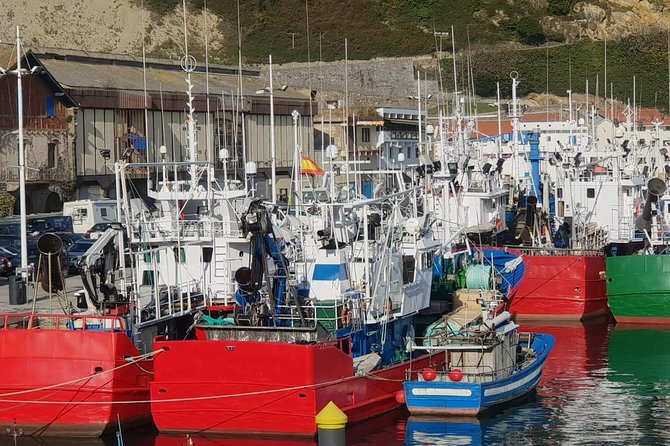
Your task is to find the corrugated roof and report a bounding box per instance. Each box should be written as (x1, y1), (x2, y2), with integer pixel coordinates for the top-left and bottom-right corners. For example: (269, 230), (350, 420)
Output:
(39, 58), (302, 100)
(32, 50), (310, 103)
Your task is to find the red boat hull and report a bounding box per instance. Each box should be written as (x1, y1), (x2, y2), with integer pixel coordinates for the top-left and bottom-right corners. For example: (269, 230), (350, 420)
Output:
(508, 253), (609, 321)
(150, 337), (441, 437)
(0, 315), (152, 437)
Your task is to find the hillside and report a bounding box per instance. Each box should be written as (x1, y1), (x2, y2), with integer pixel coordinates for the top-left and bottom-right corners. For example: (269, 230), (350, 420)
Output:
(1, 0), (669, 109)
(0, 0), (668, 64)
(440, 31), (670, 111)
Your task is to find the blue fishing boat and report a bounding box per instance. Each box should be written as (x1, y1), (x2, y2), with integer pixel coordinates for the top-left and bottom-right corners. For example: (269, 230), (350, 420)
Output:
(402, 289), (555, 416)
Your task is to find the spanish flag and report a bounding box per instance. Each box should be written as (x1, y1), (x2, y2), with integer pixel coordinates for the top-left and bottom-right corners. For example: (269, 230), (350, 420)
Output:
(300, 155), (325, 176)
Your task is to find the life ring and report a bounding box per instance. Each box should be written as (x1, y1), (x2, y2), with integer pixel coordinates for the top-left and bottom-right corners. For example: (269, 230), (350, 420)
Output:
(340, 307), (352, 327)
(634, 203), (643, 217)
(494, 218), (503, 231)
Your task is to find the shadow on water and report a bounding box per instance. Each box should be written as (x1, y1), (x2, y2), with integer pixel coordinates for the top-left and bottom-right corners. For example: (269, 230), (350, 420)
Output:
(5, 320), (670, 446)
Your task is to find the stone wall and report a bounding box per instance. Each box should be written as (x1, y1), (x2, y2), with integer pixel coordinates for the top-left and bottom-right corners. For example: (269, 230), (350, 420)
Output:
(260, 56), (441, 108)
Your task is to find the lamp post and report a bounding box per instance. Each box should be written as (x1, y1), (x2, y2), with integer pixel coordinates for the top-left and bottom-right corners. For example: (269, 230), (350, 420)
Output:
(1, 26), (40, 281)
(326, 144), (339, 200)
(219, 148), (229, 190)
(291, 110), (300, 207)
(256, 55), (287, 204)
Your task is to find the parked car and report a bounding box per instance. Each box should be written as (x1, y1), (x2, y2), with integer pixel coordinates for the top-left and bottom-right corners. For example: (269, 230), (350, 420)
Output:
(85, 222), (116, 239)
(67, 239), (96, 273)
(0, 246), (18, 276)
(48, 232), (85, 251)
(0, 235), (39, 271)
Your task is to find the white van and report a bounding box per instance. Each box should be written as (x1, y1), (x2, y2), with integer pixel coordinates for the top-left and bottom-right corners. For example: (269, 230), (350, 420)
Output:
(62, 199), (118, 234)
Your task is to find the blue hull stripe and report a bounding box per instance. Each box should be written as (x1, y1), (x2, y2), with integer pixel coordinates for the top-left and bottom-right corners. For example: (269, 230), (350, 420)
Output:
(404, 333), (555, 414)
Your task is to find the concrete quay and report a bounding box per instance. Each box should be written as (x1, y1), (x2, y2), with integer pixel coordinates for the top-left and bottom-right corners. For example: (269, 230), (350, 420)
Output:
(0, 274), (84, 315)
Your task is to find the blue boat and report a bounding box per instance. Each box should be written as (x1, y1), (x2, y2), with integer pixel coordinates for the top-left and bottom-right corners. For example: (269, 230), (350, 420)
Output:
(403, 292), (555, 416)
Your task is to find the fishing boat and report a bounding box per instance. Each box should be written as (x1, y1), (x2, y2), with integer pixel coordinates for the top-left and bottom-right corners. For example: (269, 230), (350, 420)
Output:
(0, 26), (153, 437)
(401, 288), (554, 416)
(0, 19), (248, 435)
(427, 78), (609, 322)
(606, 178), (670, 324)
(149, 175), (444, 436)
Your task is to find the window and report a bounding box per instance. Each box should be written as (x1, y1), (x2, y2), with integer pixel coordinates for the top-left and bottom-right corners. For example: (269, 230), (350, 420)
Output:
(587, 188), (595, 198)
(557, 188), (563, 199)
(402, 255), (416, 285)
(421, 251), (434, 270)
(100, 208), (107, 217)
(144, 252), (160, 263)
(361, 127), (370, 143)
(173, 247), (186, 262)
(47, 142), (56, 168)
(46, 96), (56, 118)
(202, 247), (213, 263)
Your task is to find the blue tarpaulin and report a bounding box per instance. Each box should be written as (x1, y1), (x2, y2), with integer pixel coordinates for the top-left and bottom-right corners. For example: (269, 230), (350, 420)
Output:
(473, 248), (525, 296)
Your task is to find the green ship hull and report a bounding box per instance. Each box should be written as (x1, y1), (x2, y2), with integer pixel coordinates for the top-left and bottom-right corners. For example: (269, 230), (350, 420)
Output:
(606, 255), (670, 324)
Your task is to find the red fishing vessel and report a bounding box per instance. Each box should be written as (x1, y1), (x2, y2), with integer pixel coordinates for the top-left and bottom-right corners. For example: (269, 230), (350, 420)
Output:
(0, 313), (152, 436)
(151, 334), (440, 437)
(470, 247), (608, 322)
(149, 181), (443, 437)
(507, 248), (608, 321)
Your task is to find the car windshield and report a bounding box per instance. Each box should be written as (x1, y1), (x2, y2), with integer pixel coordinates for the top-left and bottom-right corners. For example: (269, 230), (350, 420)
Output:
(0, 246), (17, 256)
(71, 240), (95, 251)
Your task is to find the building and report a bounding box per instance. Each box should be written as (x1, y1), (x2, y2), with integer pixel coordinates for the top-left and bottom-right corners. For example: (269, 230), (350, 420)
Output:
(0, 47), (317, 210)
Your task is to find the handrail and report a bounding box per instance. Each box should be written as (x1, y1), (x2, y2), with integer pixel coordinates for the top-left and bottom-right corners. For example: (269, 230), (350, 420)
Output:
(504, 246), (604, 257)
(0, 313), (125, 331)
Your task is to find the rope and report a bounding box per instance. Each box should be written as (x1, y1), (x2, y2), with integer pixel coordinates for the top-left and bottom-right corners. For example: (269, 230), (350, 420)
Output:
(0, 349), (164, 398)
(0, 366), (412, 406)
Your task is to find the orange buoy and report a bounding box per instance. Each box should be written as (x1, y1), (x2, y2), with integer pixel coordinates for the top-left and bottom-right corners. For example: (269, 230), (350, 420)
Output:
(421, 367), (437, 382)
(449, 369), (463, 382)
(395, 390), (406, 404)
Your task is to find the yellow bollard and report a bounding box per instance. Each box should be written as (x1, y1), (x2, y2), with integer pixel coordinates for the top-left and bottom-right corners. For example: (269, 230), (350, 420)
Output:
(315, 401), (347, 446)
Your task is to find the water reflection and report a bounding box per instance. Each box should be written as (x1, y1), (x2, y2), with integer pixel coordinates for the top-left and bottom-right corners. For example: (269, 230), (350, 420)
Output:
(5, 321), (670, 446)
(605, 324), (670, 445)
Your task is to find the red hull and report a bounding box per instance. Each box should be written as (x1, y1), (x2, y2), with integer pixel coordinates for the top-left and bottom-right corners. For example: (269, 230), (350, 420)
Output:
(150, 337), (441, 437)
(508, 253), (609, 321)
(0, 314), (152, 437)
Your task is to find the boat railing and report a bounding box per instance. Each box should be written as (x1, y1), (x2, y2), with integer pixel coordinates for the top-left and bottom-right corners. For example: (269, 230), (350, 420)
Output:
(271, 291), (369, 332)
(507, 246), (604, 257)
(136, 279), (205, 327)
(0, 313), (125, 331)
(130, 218), (241, 243)
(315, 337), (352, 354)
(429, 364), (515, 383)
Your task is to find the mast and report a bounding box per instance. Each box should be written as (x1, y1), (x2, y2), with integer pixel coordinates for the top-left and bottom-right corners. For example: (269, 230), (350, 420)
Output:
(204, 0), (212, 165)
(181, 0), (198, 186)
(237, 0), (247, 189)
(141, 0), (151, 182)
(15, 25), (28, 281)
(269, 55), (277, 204)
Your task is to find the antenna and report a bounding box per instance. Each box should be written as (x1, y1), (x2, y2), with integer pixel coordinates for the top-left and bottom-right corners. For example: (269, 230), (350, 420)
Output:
(305, 0), (313, 158)
(181, 0), (198, 184)
(204, 0), (212, 165)
(286, 32), (301, 49)
(141, 0), (150, 184)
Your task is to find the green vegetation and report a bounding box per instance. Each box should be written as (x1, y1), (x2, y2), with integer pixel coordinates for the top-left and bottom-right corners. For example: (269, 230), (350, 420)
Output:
(139, 1), (670, 109)
(142, 0), (580, 64)
(547, 0), (576, 16)
(440, 31), (670, 110)
(516, 17), (546, 45)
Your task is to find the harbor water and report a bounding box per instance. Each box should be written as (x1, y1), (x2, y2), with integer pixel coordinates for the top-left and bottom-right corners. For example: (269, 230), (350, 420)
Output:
(2, 320), (669, 446)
